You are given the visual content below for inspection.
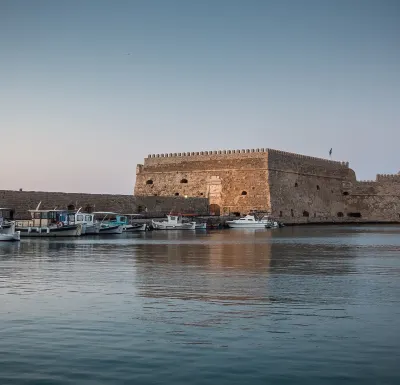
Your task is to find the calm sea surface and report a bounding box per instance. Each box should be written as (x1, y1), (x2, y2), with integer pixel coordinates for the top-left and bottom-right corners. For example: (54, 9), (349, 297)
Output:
(1, 226), (400, 384)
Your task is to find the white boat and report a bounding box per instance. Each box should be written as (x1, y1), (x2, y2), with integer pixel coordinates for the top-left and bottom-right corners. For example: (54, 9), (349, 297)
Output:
(152, 215), (196, 230)
(226, 214), (279, 229)
(170, 213), (207, 230)
(0, 209), (20, 241)
(64, 209), (101, 235)
(92, 212), (123, 234)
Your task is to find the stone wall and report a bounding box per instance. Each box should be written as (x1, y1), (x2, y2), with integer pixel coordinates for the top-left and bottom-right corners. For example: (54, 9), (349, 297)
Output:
(135, 150), (270, 215)
(134, 148), (399, 224)
(342, 176), (400, 222)
(0, 190), (209, 219)
(267, 149), (355, 223)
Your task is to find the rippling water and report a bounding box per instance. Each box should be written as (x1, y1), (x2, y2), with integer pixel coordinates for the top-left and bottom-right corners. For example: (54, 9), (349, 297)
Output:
(1, 226), (400, 384)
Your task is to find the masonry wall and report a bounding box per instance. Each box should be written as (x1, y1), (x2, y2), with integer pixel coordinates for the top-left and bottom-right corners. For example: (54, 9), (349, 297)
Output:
(342, 175), (400, 222)
(267, 149), (356, 223)
(135, 151), (271, 215)
(0, 190), (209, 219)
(134, 148), (399, 224)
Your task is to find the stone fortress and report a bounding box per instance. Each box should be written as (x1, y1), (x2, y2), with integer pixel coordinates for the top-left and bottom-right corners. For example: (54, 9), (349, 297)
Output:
(135, 148), (400, 224)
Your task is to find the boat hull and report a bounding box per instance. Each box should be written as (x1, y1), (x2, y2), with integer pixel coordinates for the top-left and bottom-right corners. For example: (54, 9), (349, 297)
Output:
(152, 220), (196, 230)
(123, 223), (147, 232)
(18, 224), (82, 237)
(226, 222), (268, 229)
(0, 231), (20, 242)
(195, 223), (207, 229)
(83, 224), (101, 235)
(99, 225), (123, 234)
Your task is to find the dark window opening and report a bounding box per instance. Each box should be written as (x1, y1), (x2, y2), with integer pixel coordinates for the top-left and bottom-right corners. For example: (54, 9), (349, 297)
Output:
(232, 212), (241, 217)
(337, 212), (344, 217)
(331, 189), (334, 193)
(291, 209), (294, 217)
(295, 182), (298, 187)
(342, 191), (349, 196)
(200, 193), (203, 196)
(303, 210), (310, 217)
(314, 212), (316, 217)
(153, 194), (157, 196)
(67, 204), (75, 211)
(174, 192), (179, 196)
(241, 191), (247, 196)
(316, 185), (320, 190)
(347, 212), (362, 218)
(146, 180), (153, 185)
(279, 211), (283, 217)
(84, 205), (93, 213)
(180, 178), (188, 183)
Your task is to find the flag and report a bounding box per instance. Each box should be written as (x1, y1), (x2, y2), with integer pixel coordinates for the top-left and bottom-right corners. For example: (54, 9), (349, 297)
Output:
(329, 148), (332, 156)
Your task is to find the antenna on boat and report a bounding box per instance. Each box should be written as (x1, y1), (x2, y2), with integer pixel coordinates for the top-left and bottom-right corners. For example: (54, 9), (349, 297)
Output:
(35, 201), (42, 211)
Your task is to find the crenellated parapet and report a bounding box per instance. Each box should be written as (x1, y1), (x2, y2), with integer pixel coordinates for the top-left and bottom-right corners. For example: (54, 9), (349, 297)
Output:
(145, 147), (349, 167)
(376, 174), (400, 182)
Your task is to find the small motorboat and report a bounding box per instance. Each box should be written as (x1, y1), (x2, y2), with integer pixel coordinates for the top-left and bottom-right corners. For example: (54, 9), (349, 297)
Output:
(0, 209), (20, 241)
(226, 214), (278, 229)
(152, 215), (196, 230)
(92, 212), (123, 234)
(119, 214), (148, 232)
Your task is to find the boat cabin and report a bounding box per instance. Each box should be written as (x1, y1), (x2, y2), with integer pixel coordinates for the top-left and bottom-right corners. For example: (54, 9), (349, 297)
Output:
(92, 212), (126, 224)
(235, 215), (258, 222)
(0, 208), (15, 226)
(165, 215), (184, 224)
(65, 212), (95, 226)
(26, 209), (73, 227)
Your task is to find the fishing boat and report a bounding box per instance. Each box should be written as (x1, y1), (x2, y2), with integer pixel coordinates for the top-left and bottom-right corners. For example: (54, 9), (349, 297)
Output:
(0, 208), (20, 241)
(152, 215), (196, 230)
(15, 203), (82, 237)
(170, 212), (207, 230)
(226, 214), (279, 229)
(120, 214), (148, 232)
(92, 212), (123, 234)
(62, 209), (100, 235)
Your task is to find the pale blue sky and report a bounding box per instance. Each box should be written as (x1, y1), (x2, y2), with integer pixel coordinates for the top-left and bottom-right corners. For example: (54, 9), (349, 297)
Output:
(1, 0), (399, 193)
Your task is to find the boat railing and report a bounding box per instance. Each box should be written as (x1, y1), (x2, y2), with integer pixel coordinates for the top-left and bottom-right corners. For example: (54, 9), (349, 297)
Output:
(15, 219), (34, 227)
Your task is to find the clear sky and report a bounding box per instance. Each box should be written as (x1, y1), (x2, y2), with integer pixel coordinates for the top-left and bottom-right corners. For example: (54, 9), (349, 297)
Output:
(1, 0), (399, 194)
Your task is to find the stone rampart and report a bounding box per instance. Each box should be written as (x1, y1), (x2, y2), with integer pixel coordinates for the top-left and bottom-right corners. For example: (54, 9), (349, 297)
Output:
(134, 147), (399, 224)
(0, 190), (209, 219)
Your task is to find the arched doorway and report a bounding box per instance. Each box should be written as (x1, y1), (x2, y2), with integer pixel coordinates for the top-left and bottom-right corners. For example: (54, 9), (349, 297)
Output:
(209, 204), (220, 216)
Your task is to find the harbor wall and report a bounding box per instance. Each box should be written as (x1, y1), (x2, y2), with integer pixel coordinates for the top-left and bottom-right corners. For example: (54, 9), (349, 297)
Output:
(0, 190), (209, 219)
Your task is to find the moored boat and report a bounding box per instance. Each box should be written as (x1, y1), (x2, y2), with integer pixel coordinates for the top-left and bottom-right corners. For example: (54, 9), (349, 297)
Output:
(0, 209), (20, 241)
(15, 203), (83, 237)
(112, 214), (147, 232)
(62, 210), (100, 235)
(226, 214), (279, 229)
(152, 215), (196, 230)
(92, 212), (123, 234)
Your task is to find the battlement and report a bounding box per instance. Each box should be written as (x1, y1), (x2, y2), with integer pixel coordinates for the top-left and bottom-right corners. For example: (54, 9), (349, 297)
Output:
(376, 174), (400, 182)
(146, 148), (349, 167)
